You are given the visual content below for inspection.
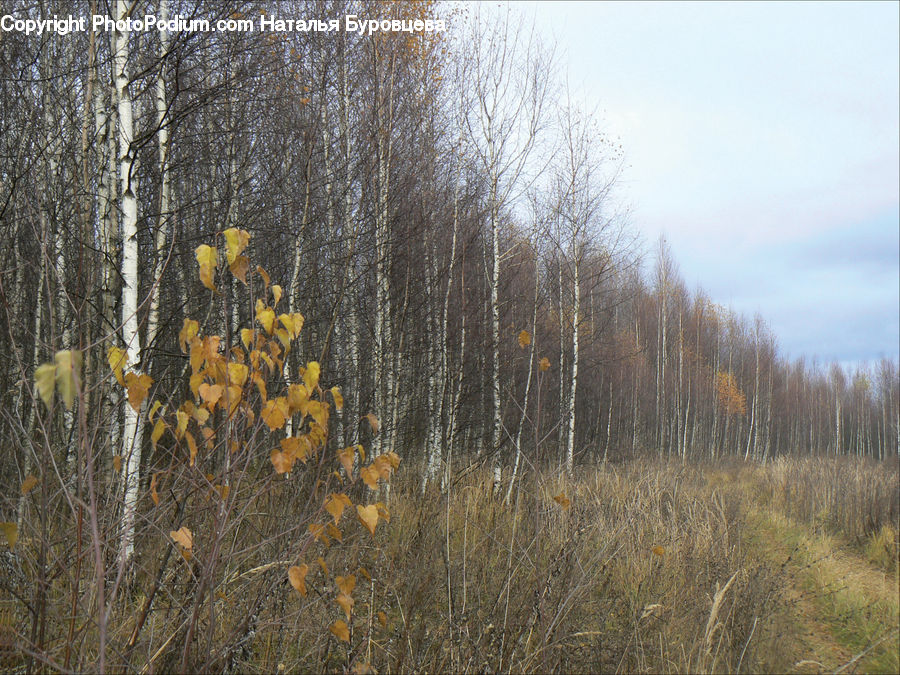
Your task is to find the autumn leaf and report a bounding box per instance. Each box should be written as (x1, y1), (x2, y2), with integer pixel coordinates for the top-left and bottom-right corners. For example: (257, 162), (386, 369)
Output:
(330, 386), (344, 411)
(272, 284), (282, 307)
(329, 620), (350, 643)
(326, 522), (343, 542)
(377, 611), (388, 628)
(325, 493), (352, 523)
(651, 545), (666, 557)
(230, 255), (250, 284)
(151, 419), (166, 447)
(223, 227), (250, 264)
(124, 372), (153, 412)
(336, 592), (354, 620)
(170, 526), (193, 549)
(240, 328), (255, 351)
(198, 382), (223, 409)
(20, 475), (39, 495)
(54, 350), (82, 410)
(517, 329), (531, 348)
(175, 410), (189, 439)
(178, 319), (199, 353)
(309, 522), (330, 544)
(357, 504), (379, 536)
(303, 361), (320, 390)
(337, 447), (355, 477)
(261, 397), (289, 430)
(107, 346), (128, 385)
(195, 244), (217, 291)
(1, 522), (18, 549)
(113, 454), (122, 473)
(270, 449), (293, 475)
(553, 493), (571, 509)
(257, 265), (270, 289)
(539, 357), (551, 371)
(336, 574), (356, 596)
(256, 303), (275, 335)
(360, 465), (379, 490)
(364, 413), (380, 435)
(288, 564), (309, 596)
(150, 472), (161, 505)
(34, 362), (56, 406)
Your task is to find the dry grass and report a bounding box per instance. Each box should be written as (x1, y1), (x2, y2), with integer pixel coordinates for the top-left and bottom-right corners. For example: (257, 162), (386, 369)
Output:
(3, 455), (897, 673)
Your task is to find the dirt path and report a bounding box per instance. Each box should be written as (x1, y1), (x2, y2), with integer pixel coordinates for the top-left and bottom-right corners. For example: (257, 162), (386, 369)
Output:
(745, 507), (899, 674)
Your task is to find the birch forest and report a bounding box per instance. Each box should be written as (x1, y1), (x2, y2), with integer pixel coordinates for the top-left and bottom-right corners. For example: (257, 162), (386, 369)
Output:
(1, 2), (898, 673)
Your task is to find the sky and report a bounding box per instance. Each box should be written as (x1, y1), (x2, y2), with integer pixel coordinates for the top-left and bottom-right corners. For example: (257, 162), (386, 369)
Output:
(521, 0), (899, 367)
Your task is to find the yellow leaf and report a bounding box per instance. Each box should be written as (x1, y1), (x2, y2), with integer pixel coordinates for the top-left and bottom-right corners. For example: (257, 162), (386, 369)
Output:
(364, 413), (379, 435)
(151, 419), (166, 447)
(107, 346), (127, 385)
(377, 611), (387, 628)
(229, 255), (249, 284)
(517, 329), (531, 348)
(652, 545), (666, 557)
(35, 362), (56, 406)
(198, 382), (223, 409)
(256, 306), (275, 335)
(257, 265), (270, 289)
(351, 662), (376, 675)
(317, 556), (329, 576)
(54, 350), (82, 410)
(261, 397), (289, 430)
(223, 227), (250, 264)
(290, 312), (305, 338)
(1, 522), (18, 549)
(303, 361), (320, 390)
(375, 502), (390, 523)
(325, 493), (352, 523)
(227, 362), (248, 387)
(360, 465), (379, 490)
(240, 328), (255, 351)
(330, 620), (350, 642)
(195, 244), (217, 291)
(539, 357), (551, 371)
(288, 564), (308, 596)
(552, 493), (570, 509)
(330, 386), (344, 411)
(336, 592), (354, 620)
(337, 447), (355, 477)
(170, 526), (193, 549)
(356, 504), (379, 536)
(175, 410), (189, 439)
(326, 522), (343, 542)
(149, 400), (162, 421)
(309, 522), (330, 544)
(270, 449), (293, 475)
(336, 574), (356, 596)
(287, 383), (309, 414)
(252, 371), (268, 402)
(307, 400), (329, 430)
(149, 472), (161, 505)
(192, 406), (210, 425)
(186, 431), (198, 467)
(178, 319), (199, 353)
(189, 339), (204, 373)
(272, 284), (282, 307)
(20, 475), (39, 495)
(124, 372), (153, 412)
(113, 454), (122, 473)
(275, 327), (291, 350)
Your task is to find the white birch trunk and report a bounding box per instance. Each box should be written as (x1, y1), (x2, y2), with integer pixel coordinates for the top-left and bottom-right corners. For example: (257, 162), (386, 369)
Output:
(115, 0), (143, 566)
(565, 258), (579, 476)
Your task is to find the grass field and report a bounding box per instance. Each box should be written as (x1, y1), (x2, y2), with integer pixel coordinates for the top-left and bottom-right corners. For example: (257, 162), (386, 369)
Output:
(2, 456), (897, 673)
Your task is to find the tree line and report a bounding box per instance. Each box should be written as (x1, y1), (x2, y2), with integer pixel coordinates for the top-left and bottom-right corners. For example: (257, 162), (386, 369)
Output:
(1, 0), (897, 513)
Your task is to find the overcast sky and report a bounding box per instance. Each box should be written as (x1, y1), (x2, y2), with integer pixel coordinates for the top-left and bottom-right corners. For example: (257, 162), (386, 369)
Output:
(522, 0), (899, 367)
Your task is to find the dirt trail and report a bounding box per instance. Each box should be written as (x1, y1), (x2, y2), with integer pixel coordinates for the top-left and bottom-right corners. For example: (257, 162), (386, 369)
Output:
(745, 508), (899, 674)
